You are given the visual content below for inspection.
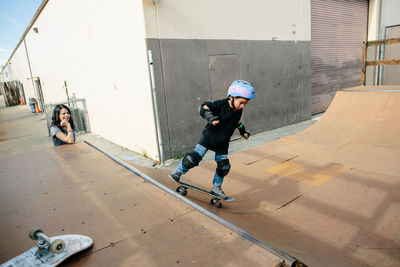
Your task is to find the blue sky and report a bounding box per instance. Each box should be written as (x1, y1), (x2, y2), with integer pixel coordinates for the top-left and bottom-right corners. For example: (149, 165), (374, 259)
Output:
(0, 0), (42, 69)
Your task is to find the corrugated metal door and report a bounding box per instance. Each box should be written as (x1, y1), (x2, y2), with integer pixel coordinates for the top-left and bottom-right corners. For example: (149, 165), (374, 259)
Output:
(311, 0), (368, 114)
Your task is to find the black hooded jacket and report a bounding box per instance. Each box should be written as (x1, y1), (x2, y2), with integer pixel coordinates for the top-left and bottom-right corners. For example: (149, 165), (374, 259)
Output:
(198, 98), (242, 154)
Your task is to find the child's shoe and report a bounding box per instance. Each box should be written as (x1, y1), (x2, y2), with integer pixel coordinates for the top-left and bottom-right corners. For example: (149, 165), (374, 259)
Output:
(211, 186), (227, 199)
(169, 171), (181, 182)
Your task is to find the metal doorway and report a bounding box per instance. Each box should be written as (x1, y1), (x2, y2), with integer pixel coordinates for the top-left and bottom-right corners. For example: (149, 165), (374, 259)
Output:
(33, 77), (45, 112)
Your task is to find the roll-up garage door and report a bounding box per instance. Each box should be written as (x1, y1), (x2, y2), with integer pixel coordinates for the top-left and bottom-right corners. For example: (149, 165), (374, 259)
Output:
(311, 0), (368, 114)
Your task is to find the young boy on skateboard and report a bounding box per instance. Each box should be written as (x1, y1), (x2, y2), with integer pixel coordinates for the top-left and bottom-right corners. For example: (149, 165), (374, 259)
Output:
(169, 80), (255, 199)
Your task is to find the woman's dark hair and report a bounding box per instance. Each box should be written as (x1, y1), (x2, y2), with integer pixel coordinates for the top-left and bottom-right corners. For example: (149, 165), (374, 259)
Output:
(51, 104), (75, 130)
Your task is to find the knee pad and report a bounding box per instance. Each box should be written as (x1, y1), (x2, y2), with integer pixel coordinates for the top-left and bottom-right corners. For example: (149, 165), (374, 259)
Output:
(182, 151), (202, 169)
(216, 159), (231, 177)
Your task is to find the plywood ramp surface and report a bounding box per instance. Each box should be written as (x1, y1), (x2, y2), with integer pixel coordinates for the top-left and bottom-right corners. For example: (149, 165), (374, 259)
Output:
(0, 143), (282, 266)
(136, 86), (400, 267)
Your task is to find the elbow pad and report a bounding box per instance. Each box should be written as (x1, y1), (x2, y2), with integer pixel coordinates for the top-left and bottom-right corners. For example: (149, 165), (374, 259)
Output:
(238, 123), (250, 137)
(200, 105), (219, 123)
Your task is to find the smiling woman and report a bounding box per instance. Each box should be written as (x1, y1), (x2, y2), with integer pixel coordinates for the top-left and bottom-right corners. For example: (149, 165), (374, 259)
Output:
(50, 104), (76, 146)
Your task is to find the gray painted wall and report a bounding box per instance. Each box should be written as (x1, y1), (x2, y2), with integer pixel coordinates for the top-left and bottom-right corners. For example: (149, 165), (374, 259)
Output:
(147, 39), (311, 159)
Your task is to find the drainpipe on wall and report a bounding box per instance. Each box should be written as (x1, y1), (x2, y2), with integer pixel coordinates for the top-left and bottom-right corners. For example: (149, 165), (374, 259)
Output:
(64, 80), (70, 102)
(148, 50), (164, 164)
(377, 0), (384, 85)
(23, 39), (36, 96)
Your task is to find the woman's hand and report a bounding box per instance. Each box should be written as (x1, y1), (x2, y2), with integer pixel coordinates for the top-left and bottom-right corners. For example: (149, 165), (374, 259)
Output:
(55, 122), (74, 144)
(243, 133), (249, 140)
(60, 120), (71, 129)
(212, 120), (220, 126)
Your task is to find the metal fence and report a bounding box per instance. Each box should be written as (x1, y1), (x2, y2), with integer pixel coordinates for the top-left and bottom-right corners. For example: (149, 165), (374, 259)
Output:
(44, 99), (91, 135)
(361, 37), (400, 85)
(0, 80), (25, 107)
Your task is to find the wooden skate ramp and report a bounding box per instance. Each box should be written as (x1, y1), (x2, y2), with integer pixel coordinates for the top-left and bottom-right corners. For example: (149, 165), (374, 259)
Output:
(135, 86), (400, 266)
(0, 143), (283, 266)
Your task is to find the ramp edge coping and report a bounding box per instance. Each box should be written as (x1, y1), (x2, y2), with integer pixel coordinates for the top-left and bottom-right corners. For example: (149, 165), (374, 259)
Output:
(84, 141), (302, 267)
(343, 89), (400, 93)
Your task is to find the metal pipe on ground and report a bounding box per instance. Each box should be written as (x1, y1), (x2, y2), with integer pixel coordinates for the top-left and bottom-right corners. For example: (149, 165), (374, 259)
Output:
(84, 140), (304, 267)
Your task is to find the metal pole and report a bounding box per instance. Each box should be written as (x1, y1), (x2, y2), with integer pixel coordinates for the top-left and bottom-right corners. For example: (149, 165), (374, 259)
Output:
(64, 80), (70, 104)
(23, 40), (36, 97)
(148, 50), (164, 163)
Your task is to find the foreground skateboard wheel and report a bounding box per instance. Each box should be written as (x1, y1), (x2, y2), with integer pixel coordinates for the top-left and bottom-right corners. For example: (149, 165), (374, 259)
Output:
(29, 226), (43, 240)
(176, 186), (187, 196)
(50, 239), (66, 253)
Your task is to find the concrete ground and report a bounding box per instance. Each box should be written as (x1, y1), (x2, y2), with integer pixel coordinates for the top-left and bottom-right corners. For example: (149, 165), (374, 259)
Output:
(0, 104), (318, 169)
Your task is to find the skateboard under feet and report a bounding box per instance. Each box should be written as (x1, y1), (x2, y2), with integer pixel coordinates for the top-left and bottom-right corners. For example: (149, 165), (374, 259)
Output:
(169, 176), (234, 208)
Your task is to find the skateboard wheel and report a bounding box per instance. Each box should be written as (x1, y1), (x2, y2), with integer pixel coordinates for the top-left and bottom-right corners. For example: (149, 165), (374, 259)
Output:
(50, 239), (65, 254)
(29, 226), (43, 240)
(176, 186), (187, 196)
(215, 200), (222, 208)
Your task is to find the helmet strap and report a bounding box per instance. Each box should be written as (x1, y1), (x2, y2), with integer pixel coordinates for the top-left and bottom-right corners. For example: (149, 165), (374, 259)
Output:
(231, 97), (238, 111)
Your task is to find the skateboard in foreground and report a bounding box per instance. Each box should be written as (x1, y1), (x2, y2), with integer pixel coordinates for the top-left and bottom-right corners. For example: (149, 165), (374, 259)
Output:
(170, 177), (234, 208)
(1, 227), (93, 267)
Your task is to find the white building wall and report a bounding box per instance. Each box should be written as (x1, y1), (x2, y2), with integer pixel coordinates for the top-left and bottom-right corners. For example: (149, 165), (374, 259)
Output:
(381, 0), (400, 28)
(9, 0), (159, 159)
(143, 0), (311, 41)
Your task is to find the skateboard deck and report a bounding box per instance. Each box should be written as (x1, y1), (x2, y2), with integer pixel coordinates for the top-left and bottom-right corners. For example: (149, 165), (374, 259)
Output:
(1, 227), (93, 267)
(169, 176), (234, 208)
